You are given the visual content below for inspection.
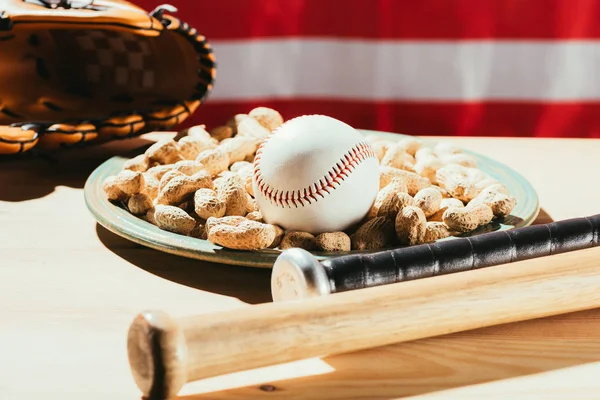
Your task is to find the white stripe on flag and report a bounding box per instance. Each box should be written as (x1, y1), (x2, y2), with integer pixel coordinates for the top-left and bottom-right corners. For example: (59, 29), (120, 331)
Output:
(208, 39), (600, 101)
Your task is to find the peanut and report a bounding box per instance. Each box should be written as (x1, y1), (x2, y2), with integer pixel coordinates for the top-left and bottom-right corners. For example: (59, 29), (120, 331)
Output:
(185, 125), (212, 141)
(145, 139), (182, 165)
(351, 216), (396, 250)
(103, 176), (128, 201)
(217, 174), (249, 216)
(395, 205), (427, 245)
(216, 172), (243, 191)
(246, 194), (259, 213)
(209, 125), (234, 142)
(177, 136), (216, 160)
(154, 205), (196, 235)
(219, 136), (259, 165)
(236, 165), (255, 197)
(279, 231), (318, 251)
(128, 193), (153, 216)
(433, 141), (461, 157)
(194, 188), (226, 220)
(225, 114), (252, 134)
(428, 197), (464, 222)
(217, 170), (236, 180)
(316, 232), (351, 252)
(145, 207), (157, 225)
(439, 153), (477, 168)
(206, 216), (278, 250)
(377, 191), (414, 219)
(236, 117), (271, 140)
(474, 177), (501, 193)
(486, 183), (510, 195)
(195, 147), (229, 177)
(123, 154), (149, 172)
(249, 107), (284, 131)
(413, 156), (443, 184)
(435, 164), (488, 202)
(172, 160), (204, 176)
(468, 184), (516, 217)
(379, 167), (431, 195)
(158, 170), (186, 193)
(368, 178), (409, 218)
(371, 140), (389, 161)
(141, 173), (159, 200)
(156, 171), (213, 206)
(230, 161), (252, 173)
(396, 137), (422, 156)
(443, 203), (494, 233)
(145, 164), (173, 181)
(205, 215), (246, 233)
(431, 184), (450, 198)
(414, 187), (443, 218)
(423, 221), (452, 243)
(212, 176), (226, 193)
(380, 143), (416, 171)
(269, 225), (285, 248)
(115, 169), (144, 195)
(246, 211), (263, 222)
(415, 147), (434, 161)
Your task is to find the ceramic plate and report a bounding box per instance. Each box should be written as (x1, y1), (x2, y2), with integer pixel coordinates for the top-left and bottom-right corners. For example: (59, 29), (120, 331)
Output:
(84, 130), (540, 268)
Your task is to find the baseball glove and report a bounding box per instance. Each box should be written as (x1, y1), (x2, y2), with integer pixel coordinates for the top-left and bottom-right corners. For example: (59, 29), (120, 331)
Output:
(0, 0), (215, 155)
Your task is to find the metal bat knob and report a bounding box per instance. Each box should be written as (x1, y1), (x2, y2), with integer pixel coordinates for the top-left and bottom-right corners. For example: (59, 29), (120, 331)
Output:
(271, 214), (600, 301)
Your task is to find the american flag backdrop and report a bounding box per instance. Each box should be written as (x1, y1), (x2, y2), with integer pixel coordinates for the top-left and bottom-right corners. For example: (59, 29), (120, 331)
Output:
(138, 0), (600, 138)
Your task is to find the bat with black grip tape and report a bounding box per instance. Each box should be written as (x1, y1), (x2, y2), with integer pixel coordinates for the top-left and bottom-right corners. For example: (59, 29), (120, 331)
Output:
(271, 214), (600, 301)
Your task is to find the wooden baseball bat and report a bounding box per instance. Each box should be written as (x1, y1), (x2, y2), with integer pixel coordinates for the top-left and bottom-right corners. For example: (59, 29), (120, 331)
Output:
(128, 245), (600, 399)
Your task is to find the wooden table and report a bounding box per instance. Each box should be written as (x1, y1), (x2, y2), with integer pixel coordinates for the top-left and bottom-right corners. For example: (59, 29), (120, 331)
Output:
(1, 133), (599, 400)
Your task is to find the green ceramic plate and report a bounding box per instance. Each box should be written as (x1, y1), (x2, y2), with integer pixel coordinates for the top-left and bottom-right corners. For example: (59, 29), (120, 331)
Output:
(84, 130), (540, 268)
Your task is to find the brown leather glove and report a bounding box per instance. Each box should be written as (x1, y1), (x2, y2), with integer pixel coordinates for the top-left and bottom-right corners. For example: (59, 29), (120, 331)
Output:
(0, 0), (215, 155)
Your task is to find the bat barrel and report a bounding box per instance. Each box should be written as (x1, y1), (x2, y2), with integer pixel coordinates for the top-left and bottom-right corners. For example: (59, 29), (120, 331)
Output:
(271, 214), (600, 301)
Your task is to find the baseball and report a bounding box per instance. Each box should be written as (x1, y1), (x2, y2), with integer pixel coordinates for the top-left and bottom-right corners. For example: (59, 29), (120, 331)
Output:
(252, 115), (380, 234)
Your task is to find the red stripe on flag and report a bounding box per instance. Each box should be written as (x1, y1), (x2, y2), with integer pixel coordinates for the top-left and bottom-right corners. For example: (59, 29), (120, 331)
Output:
(187, 100), (600, 138)
(138, 0), (600, 39)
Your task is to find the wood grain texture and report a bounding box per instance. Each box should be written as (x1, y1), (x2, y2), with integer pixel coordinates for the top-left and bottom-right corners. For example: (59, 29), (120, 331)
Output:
(1, 134), (599, 400)
(129, 246), (600, 398)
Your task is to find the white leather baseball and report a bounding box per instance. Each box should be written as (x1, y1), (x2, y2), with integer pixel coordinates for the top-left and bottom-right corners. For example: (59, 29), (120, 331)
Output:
(252, 115), (380, 234)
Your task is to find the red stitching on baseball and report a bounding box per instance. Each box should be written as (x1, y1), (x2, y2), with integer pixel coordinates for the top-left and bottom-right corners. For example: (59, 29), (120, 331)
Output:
(254, 139), (377, 208)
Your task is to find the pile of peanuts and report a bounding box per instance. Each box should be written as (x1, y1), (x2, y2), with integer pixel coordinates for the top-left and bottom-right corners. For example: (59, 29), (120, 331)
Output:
(103, 107), (516, 252)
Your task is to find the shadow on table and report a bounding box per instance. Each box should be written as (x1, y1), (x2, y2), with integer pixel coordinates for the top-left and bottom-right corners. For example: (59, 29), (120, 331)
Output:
(532, 208), (554, 225)
(95, 224), (272, 304)
(94, 206), (555, 307)
(0, 134), (168, 202)
(175, 308), (600, 399)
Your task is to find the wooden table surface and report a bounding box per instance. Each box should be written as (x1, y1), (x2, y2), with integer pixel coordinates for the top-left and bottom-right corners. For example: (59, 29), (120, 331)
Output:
(1, 133), (599, 400)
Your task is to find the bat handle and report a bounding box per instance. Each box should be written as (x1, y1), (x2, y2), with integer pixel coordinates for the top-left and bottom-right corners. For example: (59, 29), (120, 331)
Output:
(271, 214), (600, 301)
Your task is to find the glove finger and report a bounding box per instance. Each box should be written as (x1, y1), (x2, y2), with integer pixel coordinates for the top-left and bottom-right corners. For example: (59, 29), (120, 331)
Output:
(144, 100), (200, 132)
(97, 113), (146, 140)
(38, 123), (97, 150)
(0, 126), (39, 154)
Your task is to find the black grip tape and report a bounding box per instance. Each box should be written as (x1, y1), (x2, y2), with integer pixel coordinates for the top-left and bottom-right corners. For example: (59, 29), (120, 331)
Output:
(323, 214), (600, 293)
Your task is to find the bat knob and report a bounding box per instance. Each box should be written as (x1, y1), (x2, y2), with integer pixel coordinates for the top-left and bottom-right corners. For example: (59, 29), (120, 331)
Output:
(271, 248), (332, 301)
(127, 310), (188, 400)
